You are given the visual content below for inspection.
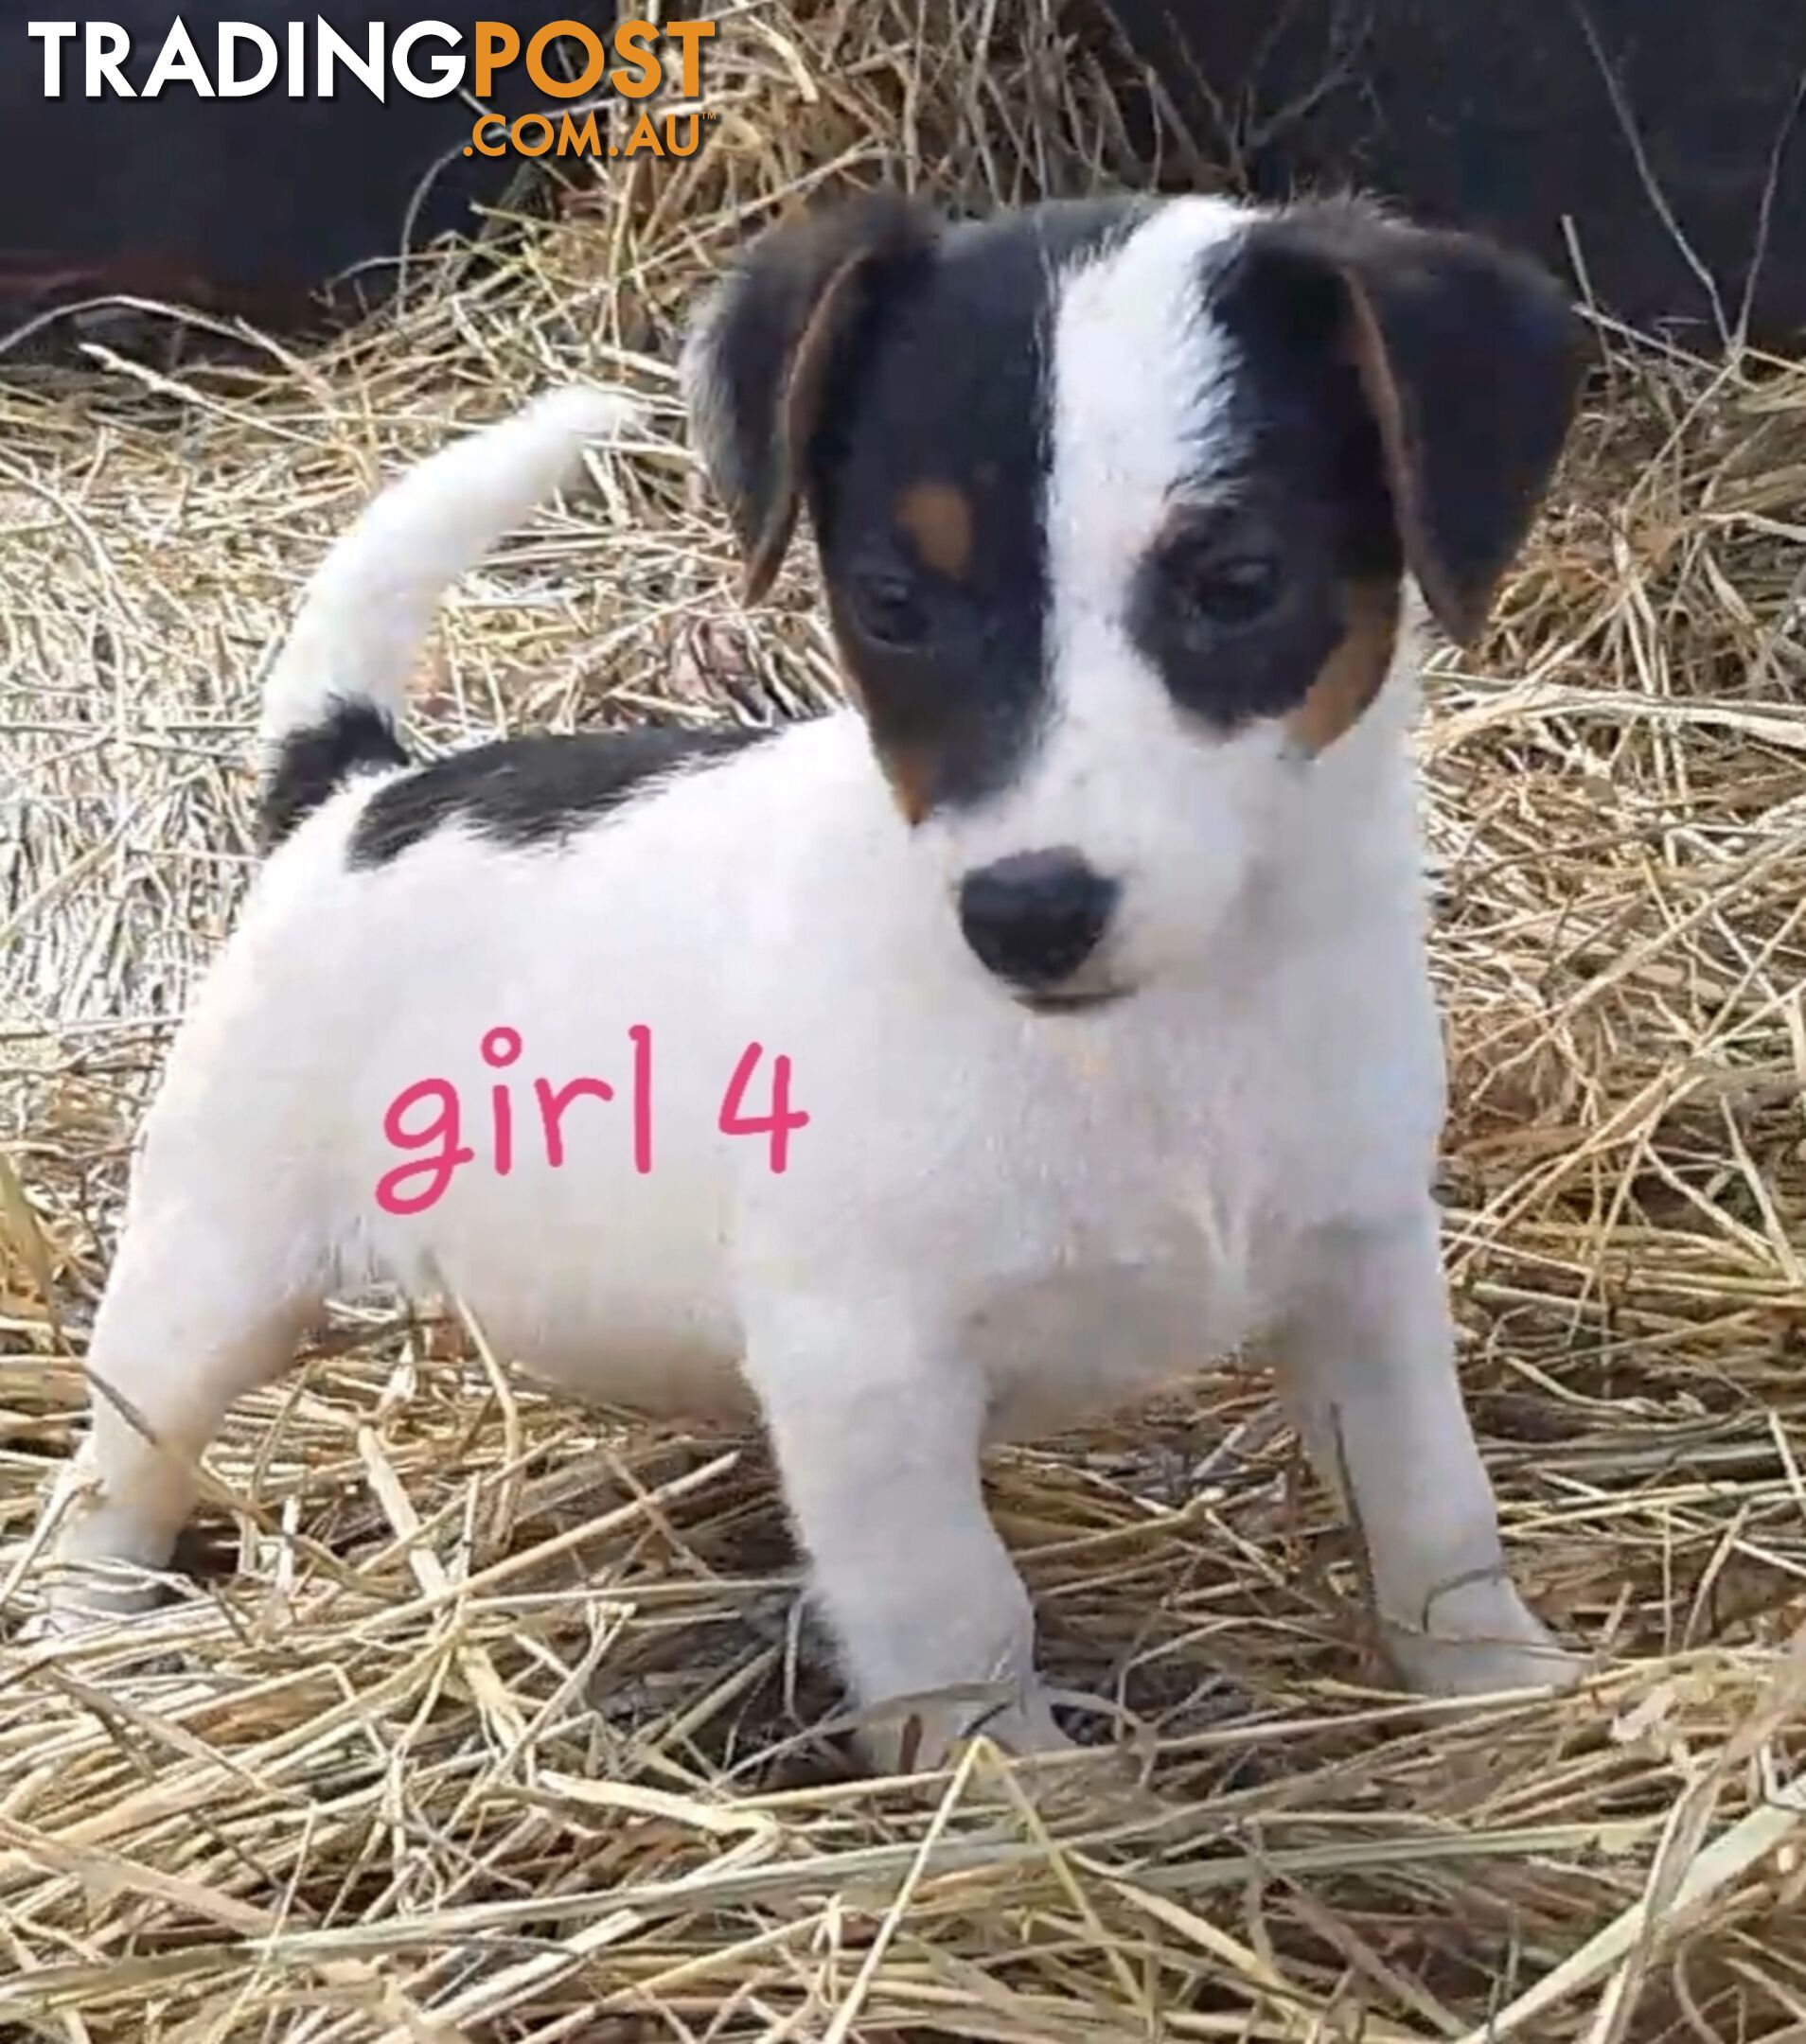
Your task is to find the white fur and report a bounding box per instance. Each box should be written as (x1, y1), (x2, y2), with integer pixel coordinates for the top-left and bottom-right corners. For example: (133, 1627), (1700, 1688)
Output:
(35, 208), (1574, 1765)
(257, 385), (643, 763)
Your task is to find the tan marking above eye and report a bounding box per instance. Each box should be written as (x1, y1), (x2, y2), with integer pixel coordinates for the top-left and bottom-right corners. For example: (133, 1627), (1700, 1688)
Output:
(1287, 578), (1401, 754)
(894, 479), (974, 581)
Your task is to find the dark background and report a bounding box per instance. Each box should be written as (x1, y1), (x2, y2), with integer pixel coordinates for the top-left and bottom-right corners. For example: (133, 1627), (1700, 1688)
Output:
(1101, 0), (1806, 350)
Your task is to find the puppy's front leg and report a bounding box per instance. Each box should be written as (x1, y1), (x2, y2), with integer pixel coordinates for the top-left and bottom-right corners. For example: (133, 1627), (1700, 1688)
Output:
(745, 1301), (1068, 1771)
(1266, 1205), (1578, 1695)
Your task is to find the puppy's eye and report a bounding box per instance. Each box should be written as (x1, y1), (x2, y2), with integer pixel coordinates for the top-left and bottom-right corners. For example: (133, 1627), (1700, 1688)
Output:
(852, 569), (930, 649)
(1176, 550), (1284, 630)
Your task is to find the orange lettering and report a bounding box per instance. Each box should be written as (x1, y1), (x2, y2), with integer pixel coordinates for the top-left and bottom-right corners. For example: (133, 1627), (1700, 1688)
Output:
(525, 19), (605, 97)
(472, 22), (518, 97)
(557, 110), (601, 154)
(621, 107), (662, 152)
(511, 112), (555, 157)
(664, 20), (714, 97)
(609, 17), (660, 97)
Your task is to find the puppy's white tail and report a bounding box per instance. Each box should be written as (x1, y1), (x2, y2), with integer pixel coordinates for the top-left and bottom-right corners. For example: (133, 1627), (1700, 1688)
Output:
(257, 384), (642, 848)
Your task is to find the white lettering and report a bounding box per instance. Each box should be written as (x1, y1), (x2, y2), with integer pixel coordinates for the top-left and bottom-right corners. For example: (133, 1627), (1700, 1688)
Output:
(85, 21), (134, 96)
(315, 18), (383, 99)
(391, 21), (462, 97)
(217, 21), (277, 97)
(142, 16), (214, 97)
(27, 22), (78, 97)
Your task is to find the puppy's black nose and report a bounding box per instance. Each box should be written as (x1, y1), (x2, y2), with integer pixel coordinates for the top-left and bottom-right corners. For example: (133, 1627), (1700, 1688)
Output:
(958, 848), (1118, 989)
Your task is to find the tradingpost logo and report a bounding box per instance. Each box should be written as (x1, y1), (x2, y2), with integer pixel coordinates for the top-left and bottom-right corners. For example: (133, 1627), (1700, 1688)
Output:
(27, 18), (719, 162)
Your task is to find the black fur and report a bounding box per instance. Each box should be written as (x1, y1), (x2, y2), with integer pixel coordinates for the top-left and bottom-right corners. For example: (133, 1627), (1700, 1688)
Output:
(692, 190), (939, 598)
(817, 203), (1152, 817)
(261, 701), (410, 852)
(806, 200), (1148, 818)
(1126, 220), (1404, 731)
(346, 724), (776, 869)
(693, 193), (1148, 820)
(1126, 200), (1581, 731)
(1235, 200), (1585, 642)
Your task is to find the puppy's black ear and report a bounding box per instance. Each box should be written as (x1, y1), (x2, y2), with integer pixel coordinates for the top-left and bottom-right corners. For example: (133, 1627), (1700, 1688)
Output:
(682, 190), (938, 604)
(1259, 199), (1586, 644)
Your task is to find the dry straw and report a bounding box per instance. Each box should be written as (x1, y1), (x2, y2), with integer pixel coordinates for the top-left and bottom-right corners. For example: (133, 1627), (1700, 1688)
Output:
(4, 2), (1806, 2038)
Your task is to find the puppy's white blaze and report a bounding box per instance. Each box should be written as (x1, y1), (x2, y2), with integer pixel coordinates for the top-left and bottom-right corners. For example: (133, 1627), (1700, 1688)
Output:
(257, 385), (643, 760)
(931, 199), (1268, 970)
(1046, 197), (1246, 591)
(1040, 201), (1248, 797)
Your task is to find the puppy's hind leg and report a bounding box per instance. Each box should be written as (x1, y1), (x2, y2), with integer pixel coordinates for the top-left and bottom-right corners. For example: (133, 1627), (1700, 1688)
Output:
(38, 1171), (324, 1628)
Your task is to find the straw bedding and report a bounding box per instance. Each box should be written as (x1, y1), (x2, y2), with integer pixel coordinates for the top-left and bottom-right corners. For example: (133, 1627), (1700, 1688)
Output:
(4, 4), (1806, 2037)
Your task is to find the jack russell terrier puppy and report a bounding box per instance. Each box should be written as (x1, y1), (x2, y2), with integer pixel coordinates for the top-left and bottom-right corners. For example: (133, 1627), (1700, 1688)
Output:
(32, 190), (1587, 1769)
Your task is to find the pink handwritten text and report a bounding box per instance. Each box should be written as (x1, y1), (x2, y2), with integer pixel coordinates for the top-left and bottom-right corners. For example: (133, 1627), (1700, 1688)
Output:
(375, 1026), (808, 1216)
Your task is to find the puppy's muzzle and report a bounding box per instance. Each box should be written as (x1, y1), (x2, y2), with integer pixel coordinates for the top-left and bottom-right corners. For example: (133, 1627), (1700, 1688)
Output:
(957, 848), (1120, 1004)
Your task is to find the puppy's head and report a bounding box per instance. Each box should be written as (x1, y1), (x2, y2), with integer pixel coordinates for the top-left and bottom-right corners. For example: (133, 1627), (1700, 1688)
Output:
(683, 189), (1584, 1010)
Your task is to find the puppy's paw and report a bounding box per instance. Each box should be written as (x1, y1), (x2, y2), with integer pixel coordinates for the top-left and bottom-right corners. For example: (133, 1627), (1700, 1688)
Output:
(857, 1683), (1078, 1777)
(1391, 1632), (1584, 1698)
(1384, 1579), (1584, 1698)
(20, 1563), (168, 1642)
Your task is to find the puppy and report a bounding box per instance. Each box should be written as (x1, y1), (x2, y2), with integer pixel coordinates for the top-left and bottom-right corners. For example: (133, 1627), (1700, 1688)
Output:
(33, 191), (1585, 1769)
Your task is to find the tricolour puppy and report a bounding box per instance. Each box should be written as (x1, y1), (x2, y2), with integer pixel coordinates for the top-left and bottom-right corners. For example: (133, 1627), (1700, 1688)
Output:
(33, 192), (1586, 1768)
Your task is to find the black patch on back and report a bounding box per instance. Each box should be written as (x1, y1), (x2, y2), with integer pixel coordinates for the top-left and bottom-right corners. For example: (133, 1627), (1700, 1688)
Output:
(799, 198), (1151, 818)
(1125, 224), (1403, 731)
(346, 723), (775, 869)
(261, 700), (410, 852)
